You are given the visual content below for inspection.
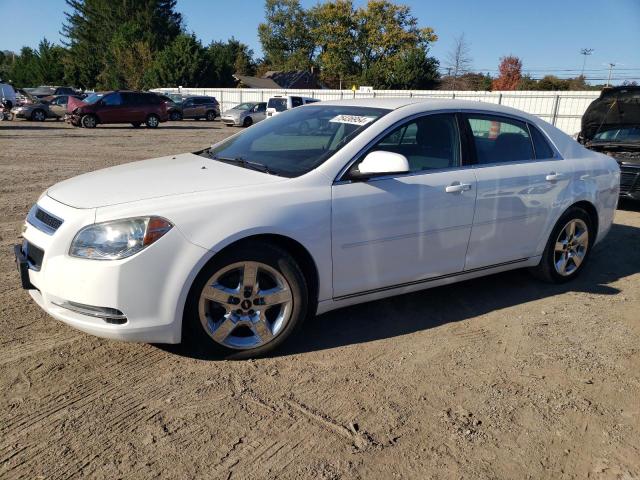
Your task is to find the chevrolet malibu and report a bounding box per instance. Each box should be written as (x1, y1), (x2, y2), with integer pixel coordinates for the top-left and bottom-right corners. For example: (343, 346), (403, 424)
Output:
(15, 99), (620, 357)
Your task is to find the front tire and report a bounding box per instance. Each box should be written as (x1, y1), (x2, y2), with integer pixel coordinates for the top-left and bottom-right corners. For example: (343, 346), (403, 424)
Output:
(531, 207), (593, 283)
(131, 122), (141, 128)
(243, 116), (253, 127)
(31, 109), (46, 122)
(184, 242), (308, 358)
(81, 114), (97, 128)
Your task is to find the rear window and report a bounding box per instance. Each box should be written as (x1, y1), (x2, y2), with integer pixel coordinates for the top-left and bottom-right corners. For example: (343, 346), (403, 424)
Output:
(268, 98), (287, 112)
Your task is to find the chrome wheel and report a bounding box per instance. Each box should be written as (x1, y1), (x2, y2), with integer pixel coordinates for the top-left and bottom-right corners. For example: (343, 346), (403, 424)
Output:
(554, 218), (589, 276)
(198, 261), (293, 350)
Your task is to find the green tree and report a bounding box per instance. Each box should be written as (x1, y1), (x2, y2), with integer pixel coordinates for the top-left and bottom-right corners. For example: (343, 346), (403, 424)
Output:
(207, 38), (256, 86)
(8, 47), (41, 86)
(353, 0), (437, 87)
(386, 47), (439, 89)
(309, 0), (358, 86)
(62, 0), (182, 89)
(145, 33), (207, 88)
(258, 0), (315, 71)
(98, 23), (153, 89)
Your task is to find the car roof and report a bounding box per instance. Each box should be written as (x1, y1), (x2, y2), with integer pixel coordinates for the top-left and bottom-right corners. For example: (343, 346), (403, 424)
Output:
(314, 97), (541, 119)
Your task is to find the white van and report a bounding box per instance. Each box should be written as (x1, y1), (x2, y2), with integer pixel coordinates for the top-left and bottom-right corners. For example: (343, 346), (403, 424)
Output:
(266, 95), (319, 117)
(0, 83), (17, 107)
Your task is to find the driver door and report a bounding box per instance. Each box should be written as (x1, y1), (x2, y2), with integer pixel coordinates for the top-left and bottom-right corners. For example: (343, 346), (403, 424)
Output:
(331, 113), (477, 298)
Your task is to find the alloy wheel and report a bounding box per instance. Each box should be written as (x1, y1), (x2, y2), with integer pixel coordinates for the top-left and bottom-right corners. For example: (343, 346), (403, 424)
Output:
(147, 115), (159, 127)
(198, 261), (293, 350)
(553, 218), (589, 276)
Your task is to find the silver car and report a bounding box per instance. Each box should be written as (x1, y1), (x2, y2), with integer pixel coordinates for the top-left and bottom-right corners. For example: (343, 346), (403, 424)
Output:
(221, 102), (267, 127)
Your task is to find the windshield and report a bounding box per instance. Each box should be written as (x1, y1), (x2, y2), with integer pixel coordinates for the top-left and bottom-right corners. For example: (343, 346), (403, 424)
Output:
(267, 98), (288, 112)
(592, 126), (640, 144)
(83, 93), (104, 104)
(201, 105), (389, 177)
(233, 103), (255, 111)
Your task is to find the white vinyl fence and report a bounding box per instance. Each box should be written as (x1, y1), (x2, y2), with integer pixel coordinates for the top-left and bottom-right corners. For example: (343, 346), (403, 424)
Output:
(152, 88), (600, 135)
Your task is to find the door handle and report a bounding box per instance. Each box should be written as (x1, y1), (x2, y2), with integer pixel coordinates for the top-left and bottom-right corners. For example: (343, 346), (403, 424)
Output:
(545, 172), (563, 182)
(445, 182), (472, 193)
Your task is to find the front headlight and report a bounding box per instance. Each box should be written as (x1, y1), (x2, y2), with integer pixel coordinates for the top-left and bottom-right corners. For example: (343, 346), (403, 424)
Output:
(70, 216), (173, 260)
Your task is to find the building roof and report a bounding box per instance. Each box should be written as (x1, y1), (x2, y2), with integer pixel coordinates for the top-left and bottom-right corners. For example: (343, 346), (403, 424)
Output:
(233, 75), (281, 89)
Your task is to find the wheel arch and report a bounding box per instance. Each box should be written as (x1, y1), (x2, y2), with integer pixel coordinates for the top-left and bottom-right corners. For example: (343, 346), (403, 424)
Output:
(212, 233), (319, 310)
(178, 232), (320, 341)
(569, 200), (599, 237)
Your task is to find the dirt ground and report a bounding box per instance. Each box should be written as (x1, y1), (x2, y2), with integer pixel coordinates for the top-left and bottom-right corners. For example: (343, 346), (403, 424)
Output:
(1, 120), (638, 480)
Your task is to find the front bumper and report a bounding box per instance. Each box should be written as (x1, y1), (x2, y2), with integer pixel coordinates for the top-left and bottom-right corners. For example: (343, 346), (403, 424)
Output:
(65, 113), (81, 125)
(11, 109), (28, 119)
(16, 195), (210, 343)
(221, 116), (241, 126)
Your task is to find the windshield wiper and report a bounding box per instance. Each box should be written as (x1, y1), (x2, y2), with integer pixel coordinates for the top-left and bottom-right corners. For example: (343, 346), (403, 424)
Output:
(206, 151), (277, 175)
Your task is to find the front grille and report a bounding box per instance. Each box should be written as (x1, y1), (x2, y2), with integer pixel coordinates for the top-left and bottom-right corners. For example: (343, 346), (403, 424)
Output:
(27, 205), (63, 235)
(23, 240), (44, 271)
(620, 167), (640, 194)
(35, 208), (63, 230)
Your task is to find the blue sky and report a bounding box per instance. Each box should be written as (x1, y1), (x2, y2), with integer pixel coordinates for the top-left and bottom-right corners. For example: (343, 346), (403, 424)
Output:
(2, 0), (640, 83)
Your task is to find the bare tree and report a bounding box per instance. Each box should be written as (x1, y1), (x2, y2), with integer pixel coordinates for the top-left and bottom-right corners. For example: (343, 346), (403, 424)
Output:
(444, 34), (473, 90)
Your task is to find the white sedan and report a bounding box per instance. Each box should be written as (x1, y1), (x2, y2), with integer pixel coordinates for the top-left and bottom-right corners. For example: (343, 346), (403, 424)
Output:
(15, 99), (620, 357)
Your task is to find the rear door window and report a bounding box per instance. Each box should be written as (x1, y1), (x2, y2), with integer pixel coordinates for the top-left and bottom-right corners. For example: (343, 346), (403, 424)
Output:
(466, 115), (534, 164)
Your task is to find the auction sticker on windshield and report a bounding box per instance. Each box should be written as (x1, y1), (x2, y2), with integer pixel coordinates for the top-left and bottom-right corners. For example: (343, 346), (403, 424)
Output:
(329, 115), (376, 126)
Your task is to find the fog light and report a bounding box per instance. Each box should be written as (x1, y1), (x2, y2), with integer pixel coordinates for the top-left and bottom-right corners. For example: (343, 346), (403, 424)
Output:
(53, 300), (127, 324)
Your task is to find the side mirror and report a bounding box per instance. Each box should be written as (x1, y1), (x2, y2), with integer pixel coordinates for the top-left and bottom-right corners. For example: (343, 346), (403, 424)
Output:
(350, 151), (410, 180)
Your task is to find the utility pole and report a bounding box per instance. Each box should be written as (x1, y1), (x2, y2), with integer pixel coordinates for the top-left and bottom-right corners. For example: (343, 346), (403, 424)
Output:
(607, 63), (615, 86)
(580, 48), (594, 77)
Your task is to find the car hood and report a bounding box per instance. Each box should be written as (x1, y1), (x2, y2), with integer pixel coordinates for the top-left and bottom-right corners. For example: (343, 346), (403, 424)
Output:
(47, 152), (285, 208)
(222, 109), (245, 116)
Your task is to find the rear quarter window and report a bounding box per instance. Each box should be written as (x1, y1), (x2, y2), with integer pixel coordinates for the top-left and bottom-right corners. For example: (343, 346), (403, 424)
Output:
(530, 125), (555, 159)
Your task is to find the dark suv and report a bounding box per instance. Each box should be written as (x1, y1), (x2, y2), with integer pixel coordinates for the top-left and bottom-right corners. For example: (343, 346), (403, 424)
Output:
(67, 91), (168, 128)
(580, 86), (640, 201)
(180, 96), (220, 121)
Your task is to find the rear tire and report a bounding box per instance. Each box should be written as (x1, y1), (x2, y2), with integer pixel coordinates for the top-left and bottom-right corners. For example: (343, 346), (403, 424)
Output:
(530, 206), (593, 283)
(205, 110), (216, 121)
(145, 114), (160, 128)
(183, 242), (309, 359)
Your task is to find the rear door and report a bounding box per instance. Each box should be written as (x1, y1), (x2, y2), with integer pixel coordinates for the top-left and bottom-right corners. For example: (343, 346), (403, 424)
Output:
(463, 113), (569, 269)
(122, 93), (145, 122)
(181, 98), (197, 118)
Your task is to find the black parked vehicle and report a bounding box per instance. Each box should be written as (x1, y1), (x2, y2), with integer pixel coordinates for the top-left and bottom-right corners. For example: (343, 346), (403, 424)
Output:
(579, 86), (640, 201)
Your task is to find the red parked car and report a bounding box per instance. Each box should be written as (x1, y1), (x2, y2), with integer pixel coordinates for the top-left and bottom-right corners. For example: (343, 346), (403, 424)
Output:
(66, 91), (168, 128)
